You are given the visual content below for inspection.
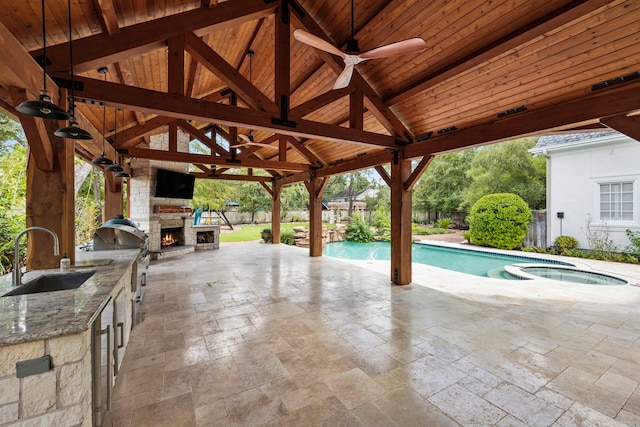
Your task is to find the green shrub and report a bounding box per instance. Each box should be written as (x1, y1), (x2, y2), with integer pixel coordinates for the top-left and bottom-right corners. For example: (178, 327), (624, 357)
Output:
(435, 218), (452, 229)
(346, 216), (375, 243)
(467, 193), (533, 250)
(625, 229), (640, 260)
(280, 230), (296, 245)
(554, 235), (579, 253)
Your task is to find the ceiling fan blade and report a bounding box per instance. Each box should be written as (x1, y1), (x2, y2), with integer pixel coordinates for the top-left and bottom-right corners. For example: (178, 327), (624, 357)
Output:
(294, 29), (345, 58)
(238, 133), (252, 143)
(359, 38), (426, 60)
(333, 64), (355, 90)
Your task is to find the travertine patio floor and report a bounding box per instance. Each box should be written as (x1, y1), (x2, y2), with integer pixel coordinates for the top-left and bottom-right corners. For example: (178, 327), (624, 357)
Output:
(104, 243), (640, 426)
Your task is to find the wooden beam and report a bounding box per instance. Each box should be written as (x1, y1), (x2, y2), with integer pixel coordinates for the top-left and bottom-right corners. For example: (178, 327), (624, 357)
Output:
(66, 74), (398, 148)
(276, 172), (311, 186)
(260, 181), (274, 196)
(42, 0), (279, 73)
(9, 87), (54, 171)
(405, 82), (640, 158)
(127, 146), (310, 172)
(271, 183), (282, 244)
(316, 150), (395, 178)
(194, 173), (272, 183)
(177, 120), (229, 156)
(168, 35), (185, 96)
(168, 121), (178, 153)
(274, 2), (291, 119)
(404, 155), (434, 191)
(118, 115), (174, 147)
(601, 114), (640, 141)
(114, 60), (146, 125)
(93, 0), (120, 36)
(184, 32), (277, 113)
(374, 165), (391, 187)
(350, 90), (364, 131)
(283, 135), (324, 167)
(385, 0), (616, 106)
(290, 87), (353, 118)
(0, 21), (59, 101)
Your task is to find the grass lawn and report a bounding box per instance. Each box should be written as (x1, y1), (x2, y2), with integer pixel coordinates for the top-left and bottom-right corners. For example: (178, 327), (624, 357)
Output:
(220, 223), (309, 243)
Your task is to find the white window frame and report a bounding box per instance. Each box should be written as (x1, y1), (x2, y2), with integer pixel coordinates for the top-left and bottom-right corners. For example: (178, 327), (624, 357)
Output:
(595, 179), (636, 224)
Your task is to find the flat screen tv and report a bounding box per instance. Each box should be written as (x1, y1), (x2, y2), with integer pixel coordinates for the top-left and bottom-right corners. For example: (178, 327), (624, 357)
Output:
(154, 168), (195, 199)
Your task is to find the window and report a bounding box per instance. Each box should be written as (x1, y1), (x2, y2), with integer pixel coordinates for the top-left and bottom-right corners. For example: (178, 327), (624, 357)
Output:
(599, 182), (634, 221)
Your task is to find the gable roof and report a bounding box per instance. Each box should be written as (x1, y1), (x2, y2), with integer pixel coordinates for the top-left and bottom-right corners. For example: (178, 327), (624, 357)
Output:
(534, 131), (621, 149)
(1, 1), (639, 184)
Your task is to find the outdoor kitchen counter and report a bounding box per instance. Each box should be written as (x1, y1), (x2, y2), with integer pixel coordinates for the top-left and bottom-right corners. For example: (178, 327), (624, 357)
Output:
(0, 248), (141, 346)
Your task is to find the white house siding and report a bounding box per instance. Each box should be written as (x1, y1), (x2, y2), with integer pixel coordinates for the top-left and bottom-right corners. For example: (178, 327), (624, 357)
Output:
(532, 133), (640, 251)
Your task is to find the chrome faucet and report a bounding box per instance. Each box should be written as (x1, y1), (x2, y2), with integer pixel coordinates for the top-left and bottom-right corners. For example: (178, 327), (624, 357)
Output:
(12, 226), (60, 287)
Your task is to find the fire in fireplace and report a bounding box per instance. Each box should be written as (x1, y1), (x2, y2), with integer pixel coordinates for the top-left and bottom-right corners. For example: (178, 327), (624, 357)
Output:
(160, 227), (183, 249)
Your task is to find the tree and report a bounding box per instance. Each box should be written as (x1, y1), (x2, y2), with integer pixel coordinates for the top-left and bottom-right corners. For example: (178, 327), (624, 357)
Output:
(191, 179), (231, 212)
(0, 111), (27, 273)
(413, 150), (475, 218)
(235, 182), (271, 223)
(462, 138), (545, 210)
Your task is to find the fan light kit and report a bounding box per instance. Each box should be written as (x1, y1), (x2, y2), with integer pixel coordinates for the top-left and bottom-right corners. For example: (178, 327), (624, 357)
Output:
(16, 0), (71, 120)
(294, 0), (426, 90)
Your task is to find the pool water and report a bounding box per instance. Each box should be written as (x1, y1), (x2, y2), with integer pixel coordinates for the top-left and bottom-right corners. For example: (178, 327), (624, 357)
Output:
(323, 241), (571, 279)
(515, 266), (627, 285)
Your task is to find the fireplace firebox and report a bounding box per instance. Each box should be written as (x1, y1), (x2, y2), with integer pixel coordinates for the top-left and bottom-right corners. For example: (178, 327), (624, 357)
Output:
(160, 227), (184, 249)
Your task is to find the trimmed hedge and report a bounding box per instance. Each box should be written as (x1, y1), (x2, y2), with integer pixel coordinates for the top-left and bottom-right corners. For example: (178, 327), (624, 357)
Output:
(467, 193), (533, 250)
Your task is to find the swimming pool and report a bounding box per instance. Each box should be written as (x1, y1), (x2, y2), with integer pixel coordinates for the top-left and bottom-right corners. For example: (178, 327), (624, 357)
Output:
(323, 241), (573, 279)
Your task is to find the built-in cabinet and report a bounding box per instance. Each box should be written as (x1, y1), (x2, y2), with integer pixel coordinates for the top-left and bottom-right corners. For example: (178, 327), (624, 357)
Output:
(93, 274), (133, 426)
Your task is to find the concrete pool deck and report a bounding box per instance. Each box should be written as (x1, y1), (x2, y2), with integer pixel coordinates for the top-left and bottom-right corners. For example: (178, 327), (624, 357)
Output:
(105, 242), (640, 426)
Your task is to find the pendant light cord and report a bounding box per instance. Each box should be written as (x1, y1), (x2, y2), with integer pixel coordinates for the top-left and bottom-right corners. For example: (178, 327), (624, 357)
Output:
(102, 71), (107, 154)
(41, 0), (47, 92)
(67, 0), (75, 116)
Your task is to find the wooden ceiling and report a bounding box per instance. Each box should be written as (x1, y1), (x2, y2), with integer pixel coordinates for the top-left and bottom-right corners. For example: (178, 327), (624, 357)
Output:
(0, 0), (639, 183)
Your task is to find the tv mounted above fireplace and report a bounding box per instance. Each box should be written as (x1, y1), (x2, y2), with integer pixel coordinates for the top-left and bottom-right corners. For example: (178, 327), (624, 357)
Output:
(154, 168), (195, 199)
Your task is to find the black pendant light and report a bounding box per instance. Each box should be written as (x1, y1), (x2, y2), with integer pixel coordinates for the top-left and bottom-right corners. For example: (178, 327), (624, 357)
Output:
(115, 109), (130, 178)
(92, 67), (114, 166)
(55, 0), (92, 139)
(16, 0), (71, 120)
(106, 108), (123, 172)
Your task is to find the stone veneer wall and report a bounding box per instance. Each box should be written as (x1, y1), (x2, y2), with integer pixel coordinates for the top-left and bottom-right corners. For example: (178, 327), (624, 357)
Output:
(128, 131), (194, 253)
(0, 330), (92, 425)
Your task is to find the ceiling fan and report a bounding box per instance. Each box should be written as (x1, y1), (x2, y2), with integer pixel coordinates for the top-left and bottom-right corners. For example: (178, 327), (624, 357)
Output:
(228, 50), (278, 150)
(294, 0), (426, 90)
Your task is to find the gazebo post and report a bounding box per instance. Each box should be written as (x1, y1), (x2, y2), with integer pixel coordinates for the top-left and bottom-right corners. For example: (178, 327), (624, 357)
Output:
(270, 182), (282, 244)
(21, 106), (75, 268)
(306, 177), (328, 257)
(389, 156), (413, 285)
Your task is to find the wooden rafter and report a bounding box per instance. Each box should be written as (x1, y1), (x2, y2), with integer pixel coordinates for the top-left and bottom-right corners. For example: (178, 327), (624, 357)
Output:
(126, 146), (310, 172)
(93, 0), (120, 36)
(600, 114), (640, 142)
(385, 0), (616, 106)
(41, 0), (279, 73)
(184, 32), (277, 113)
(405, 82), (640, 158)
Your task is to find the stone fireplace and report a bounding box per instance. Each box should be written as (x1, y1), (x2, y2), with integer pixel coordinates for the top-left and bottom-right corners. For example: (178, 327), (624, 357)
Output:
(127, 130), (218, 259)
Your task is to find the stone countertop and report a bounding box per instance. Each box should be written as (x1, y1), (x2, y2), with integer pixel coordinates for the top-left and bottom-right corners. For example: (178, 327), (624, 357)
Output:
(0, 249), (140, 346)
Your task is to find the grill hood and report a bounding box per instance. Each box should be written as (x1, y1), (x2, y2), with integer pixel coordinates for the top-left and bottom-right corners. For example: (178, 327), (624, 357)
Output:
(93, 217), (148, 251)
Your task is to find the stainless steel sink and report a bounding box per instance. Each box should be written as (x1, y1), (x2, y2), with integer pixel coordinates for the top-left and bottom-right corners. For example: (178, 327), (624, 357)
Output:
(2, 270), (96, 297)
